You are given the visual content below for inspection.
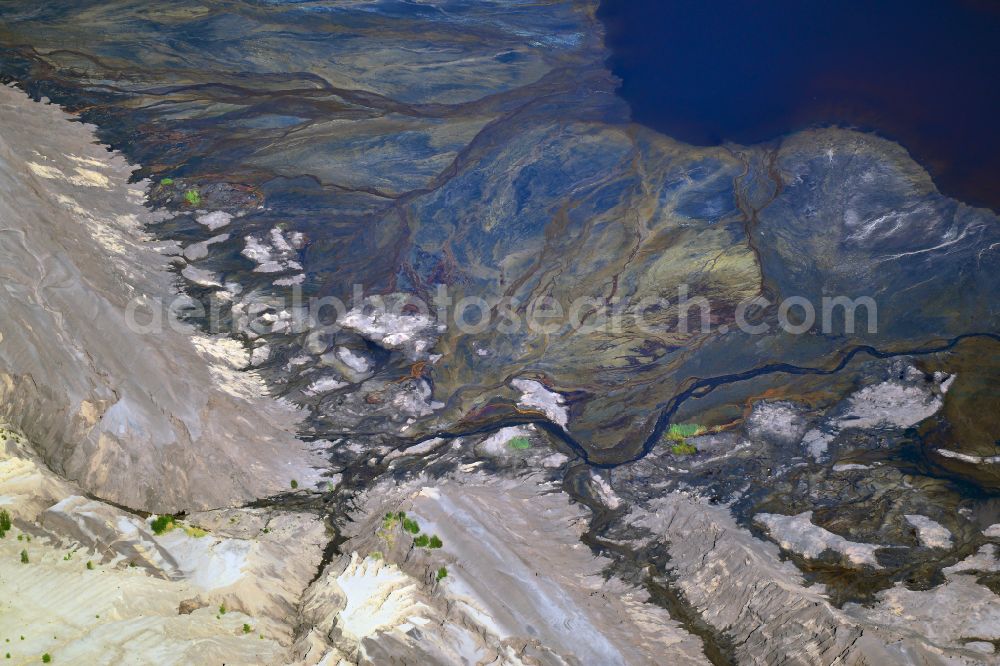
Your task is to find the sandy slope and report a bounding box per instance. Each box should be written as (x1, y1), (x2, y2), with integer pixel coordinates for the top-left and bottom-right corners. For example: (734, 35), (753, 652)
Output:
(0, 83), (322, 513)
(0, 425), (327, 665)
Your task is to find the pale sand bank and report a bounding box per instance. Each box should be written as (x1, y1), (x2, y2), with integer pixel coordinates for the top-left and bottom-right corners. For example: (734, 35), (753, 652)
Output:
(0, 84), (323, 513)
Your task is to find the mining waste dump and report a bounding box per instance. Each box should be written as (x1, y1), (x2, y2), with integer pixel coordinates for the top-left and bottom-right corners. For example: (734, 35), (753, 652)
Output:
(0, 1), (998, 664)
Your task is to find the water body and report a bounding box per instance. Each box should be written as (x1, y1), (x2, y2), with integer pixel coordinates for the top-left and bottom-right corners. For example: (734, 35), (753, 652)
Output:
(598, 0), (1000, 211)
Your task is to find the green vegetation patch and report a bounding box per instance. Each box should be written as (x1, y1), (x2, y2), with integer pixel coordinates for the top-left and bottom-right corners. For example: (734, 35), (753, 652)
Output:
(428, 535), (443, 549)
(436, 566), (448, 581)
(160, 177), (174, 186)
(19, 550), (28, 564)
(183, 188), (201, 206)
(413, 534), (429, 548)
(402, 518), (420, 534)
(507, 436), (531, 450)
(670, 441), (698, 456)
(150, 515), (175, 535)
(665, 423), (706, 440)
(0, 509), (11, 537)
(663, 423), (705, 456)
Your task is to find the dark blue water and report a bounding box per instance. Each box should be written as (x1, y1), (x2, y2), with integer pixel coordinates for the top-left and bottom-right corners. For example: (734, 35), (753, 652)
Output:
(598, 0), (1000, 210)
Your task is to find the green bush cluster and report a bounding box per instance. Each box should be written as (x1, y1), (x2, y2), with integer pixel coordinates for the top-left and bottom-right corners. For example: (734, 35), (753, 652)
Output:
(664, 423), (705, 456)
(402, 518), (420, 534)
(436, 566), (447, 581)
(667, 423), (703, 439)
(19, 550), (28, 564)
(412, 531), (443, 550)
(670, 441), (698, 456)
(0, 509), (11, 538)
(183, 188), (201, 206)
(150, 515), (175, 535)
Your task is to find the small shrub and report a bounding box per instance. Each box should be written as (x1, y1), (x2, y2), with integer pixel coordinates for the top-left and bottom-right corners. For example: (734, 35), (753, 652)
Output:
(150, 515), (174, 535)
(183, 189), (201, 206)
(402, 518), (420, 534)
(0, 509), (11, 534)
(42, 653), (51, 663)
(670, 441), (697, 456)
(219, 604), (226, 615)
(507, 436), (531, 450)
(413, 534), (429, 548)
(242, 624), (252, 634)
(428, 535), (443, 549)
(290, 479), (298, 489)
(19, 550), (28, 564)
(160, 177), (174, 186)
(17, 535), (22, 541)
(86, 561), (94, 570)
(436, 566), (447, 581)
(665, 423), (705, 441)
